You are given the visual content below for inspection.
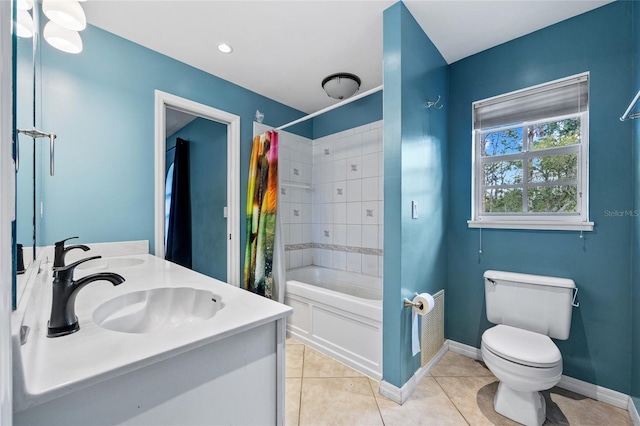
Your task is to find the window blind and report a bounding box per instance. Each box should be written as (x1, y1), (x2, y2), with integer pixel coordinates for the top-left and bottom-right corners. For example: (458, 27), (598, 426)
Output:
(473, 74), (588, 130)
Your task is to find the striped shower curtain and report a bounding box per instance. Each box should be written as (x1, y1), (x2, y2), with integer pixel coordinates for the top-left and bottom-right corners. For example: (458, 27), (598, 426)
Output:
(243, 131), (278, 298)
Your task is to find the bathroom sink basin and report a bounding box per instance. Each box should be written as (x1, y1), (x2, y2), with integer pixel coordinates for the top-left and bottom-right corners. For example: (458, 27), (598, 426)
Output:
(92, 287), (223, 334)
(77, 257), (145, 271)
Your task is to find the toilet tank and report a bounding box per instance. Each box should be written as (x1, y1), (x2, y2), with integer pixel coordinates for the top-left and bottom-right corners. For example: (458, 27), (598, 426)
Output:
(484, 270), (576, 340)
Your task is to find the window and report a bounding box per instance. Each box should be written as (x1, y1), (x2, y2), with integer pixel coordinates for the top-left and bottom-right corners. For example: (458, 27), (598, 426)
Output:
(469, 73), (593, 231)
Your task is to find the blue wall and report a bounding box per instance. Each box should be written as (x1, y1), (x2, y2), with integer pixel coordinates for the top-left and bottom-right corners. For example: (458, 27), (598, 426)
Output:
(382, 2), (449, 387)
(34, 23), (311, 267)
(167, 118), (228, 281)
(632, 0), (640, 404)
(448, 1), (634, 393)
(312, 91), (383, 139)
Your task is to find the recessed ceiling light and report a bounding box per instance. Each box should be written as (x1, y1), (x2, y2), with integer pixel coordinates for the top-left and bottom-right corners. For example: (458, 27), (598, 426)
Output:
(217, 43), (233, 54)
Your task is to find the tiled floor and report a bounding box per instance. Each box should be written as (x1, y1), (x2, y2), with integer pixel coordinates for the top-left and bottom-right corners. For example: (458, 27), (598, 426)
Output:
(285, 337), (632, 425)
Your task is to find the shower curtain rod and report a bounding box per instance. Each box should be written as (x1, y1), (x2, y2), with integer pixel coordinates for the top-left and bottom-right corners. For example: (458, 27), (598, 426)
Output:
(276, 84), (383, 131)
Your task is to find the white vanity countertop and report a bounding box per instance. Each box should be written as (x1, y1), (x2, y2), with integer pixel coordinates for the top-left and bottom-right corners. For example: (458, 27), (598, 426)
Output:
(12, 253), (292, 411)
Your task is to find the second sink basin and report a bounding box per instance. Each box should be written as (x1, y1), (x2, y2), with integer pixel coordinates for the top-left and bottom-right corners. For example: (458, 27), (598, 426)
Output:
(92, 287), (223, 334)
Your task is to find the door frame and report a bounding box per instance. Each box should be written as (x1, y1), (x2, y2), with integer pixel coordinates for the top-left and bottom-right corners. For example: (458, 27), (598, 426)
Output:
(154, 90), (240, 286)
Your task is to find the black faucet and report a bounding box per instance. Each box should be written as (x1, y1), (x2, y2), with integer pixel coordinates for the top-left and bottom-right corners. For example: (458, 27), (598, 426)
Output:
(48, 256), (125, 338)
(53, 236), (90, 268)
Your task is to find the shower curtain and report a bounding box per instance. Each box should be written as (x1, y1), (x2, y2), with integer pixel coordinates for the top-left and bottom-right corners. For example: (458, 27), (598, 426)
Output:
(165, 137), (192, 268)
(243, 131), (279, 298)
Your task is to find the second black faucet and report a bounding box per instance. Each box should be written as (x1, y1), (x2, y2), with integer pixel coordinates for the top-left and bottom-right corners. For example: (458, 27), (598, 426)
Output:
(53, 236), (90, 267)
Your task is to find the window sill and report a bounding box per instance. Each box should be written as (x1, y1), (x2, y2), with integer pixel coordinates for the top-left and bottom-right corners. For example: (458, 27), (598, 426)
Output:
(467, 220), (594, 232)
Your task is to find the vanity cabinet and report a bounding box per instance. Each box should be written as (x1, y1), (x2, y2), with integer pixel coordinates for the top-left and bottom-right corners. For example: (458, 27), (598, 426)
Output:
(15, 321), (286, 425)
(12, 247), (291, 426)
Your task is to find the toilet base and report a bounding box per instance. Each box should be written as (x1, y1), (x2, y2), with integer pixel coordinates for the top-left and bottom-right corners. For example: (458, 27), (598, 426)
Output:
(494, 381), (546, 426)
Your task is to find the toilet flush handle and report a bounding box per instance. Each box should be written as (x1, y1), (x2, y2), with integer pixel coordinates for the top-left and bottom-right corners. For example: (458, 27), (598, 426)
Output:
(571, 288), (580, 308)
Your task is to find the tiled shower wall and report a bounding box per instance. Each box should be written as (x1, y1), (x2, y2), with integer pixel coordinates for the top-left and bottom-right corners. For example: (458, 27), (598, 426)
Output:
(279, 120), (384, 277)
(279, 131), (314, 268)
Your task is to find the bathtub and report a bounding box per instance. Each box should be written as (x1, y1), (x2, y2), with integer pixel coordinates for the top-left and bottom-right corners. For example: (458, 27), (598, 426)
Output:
(285, 266), (382, 379)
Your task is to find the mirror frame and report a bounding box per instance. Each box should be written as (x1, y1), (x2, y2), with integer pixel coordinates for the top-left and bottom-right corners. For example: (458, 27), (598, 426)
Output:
(154, 90), (240, 286)
(2, 0), (14, 417)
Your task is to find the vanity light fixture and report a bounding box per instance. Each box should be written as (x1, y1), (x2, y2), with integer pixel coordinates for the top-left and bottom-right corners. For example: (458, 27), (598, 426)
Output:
(42, 0), (86, 31)
(16, 9), (34, 38)
(43, 21), (83, 54)
(322, 73), (361, 100)
(40, 0), (87, 54)
(217, 43), (233, 54)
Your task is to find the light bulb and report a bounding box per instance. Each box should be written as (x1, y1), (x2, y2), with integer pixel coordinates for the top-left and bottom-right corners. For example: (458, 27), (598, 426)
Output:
(217, 43), (233, 54)
(42, 0), (86, 31)
(17, 0), (33, 11)
(16, 10), (34, 38)
(44, 21), (83, 54)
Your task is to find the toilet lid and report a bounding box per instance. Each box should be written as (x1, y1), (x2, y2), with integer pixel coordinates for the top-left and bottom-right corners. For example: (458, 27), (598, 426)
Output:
(482, 325), (562, 368)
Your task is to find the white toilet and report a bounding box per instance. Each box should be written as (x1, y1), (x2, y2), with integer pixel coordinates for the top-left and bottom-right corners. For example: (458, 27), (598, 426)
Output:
(481, 270), (576, 426)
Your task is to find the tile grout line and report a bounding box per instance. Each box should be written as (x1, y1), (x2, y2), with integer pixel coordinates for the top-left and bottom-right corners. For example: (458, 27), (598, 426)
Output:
(297, 344), (305, 426)
(432, 375), (472, 425)
(367, 376), (386, 426)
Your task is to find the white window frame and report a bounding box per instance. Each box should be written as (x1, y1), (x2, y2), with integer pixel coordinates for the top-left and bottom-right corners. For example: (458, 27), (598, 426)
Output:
(468, 74), (593, 231)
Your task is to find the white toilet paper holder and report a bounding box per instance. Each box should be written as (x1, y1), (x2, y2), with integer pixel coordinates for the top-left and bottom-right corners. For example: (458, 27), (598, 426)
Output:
(403, 293), (423, 309)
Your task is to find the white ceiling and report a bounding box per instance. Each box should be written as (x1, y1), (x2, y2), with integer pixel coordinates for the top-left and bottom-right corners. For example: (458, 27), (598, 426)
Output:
(83, 0), (613, 115)
(166, 108), (197, 137)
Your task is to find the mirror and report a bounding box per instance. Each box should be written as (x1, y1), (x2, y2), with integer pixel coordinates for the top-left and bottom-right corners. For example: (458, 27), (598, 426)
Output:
(15, 7), (40, 269)
(154, 91), (241, 286)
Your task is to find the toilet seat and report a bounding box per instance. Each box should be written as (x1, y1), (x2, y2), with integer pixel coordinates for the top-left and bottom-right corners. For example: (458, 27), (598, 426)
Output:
(482, 325), (561, 368)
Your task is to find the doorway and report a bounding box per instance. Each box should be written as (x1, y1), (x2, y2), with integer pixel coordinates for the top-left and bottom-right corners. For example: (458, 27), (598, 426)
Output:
(154, 91), (240, 286)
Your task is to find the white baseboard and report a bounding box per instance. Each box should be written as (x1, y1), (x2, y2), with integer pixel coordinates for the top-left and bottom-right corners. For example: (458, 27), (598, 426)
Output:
(628, 398), (640, 426)
(557, 375), (629, 409)
(447, 339), (635, 416)
(447, 339), (482, 360)
(379, 343), (448, 405)
(377, 338), (636, 419)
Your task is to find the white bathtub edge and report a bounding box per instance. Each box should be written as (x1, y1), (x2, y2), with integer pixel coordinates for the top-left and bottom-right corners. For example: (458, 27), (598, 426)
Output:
(286, 280), (381, 322)
(285, 266), (383, 380)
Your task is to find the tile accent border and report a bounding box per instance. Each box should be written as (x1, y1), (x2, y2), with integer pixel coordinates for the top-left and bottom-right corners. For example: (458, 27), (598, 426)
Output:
(285, 243), (315, 251)
(285, 243), (383, 256)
